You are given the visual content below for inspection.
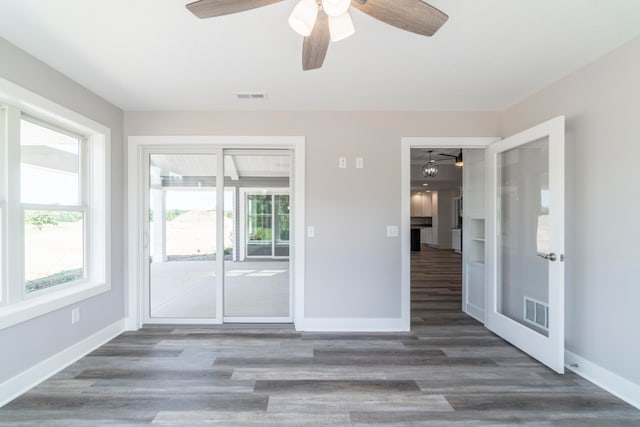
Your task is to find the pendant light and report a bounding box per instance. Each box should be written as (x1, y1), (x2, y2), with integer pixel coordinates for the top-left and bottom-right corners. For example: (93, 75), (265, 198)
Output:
(422, 151), (439, 177)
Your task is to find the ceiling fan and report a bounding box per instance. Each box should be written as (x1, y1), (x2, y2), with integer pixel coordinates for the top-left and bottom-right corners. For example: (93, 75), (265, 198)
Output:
(186, 0), (448, 70)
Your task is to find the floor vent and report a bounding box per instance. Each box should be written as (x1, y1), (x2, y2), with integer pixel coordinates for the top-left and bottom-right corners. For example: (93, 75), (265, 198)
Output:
(524, 297), (549, 330)
(236, 92), (267, 100)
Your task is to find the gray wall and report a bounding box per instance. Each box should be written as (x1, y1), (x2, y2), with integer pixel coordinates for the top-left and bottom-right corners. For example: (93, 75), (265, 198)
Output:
(125, 111), (502, 319)
(0, 38), (124, 384)
(502, 36), (640, 384)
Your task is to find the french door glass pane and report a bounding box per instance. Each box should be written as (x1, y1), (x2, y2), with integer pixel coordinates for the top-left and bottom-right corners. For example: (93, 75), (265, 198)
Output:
(148, 153), (217, 318)
(24, 210), (84, 293)
(497, 137), (550, 336)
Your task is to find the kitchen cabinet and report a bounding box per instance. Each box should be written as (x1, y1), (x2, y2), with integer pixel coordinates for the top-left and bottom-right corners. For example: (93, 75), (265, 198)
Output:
(410, 192), (432, 217)
(420, 228), (431, 245)
(452, 229), (462, 253)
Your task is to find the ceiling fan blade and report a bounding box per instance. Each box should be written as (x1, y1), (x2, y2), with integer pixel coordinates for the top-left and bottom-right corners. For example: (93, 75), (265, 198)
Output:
(186, 0), (285, 19)
(302, 11), (330, 71)
(351, 0), (448, 37)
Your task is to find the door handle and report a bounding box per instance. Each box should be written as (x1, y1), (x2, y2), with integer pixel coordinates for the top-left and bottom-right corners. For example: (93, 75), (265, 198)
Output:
(537, 252), (557, 262)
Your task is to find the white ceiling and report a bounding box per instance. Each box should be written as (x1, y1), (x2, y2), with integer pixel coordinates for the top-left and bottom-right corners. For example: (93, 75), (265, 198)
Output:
(1, 0), (639, 111)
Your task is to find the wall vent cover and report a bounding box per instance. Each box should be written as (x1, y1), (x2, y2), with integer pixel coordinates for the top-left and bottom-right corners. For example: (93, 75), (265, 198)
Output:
(236, 92), (267, 100)
(524, 296), (549, 330)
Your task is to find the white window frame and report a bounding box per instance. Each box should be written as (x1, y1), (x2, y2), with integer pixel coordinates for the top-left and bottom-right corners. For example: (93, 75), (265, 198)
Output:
(21, 116), (88, 297)
(240, 188), (291, 261)
(0, 77), (111, 330)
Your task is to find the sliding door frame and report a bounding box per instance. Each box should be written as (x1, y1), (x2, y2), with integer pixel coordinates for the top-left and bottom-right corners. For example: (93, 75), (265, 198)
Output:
(126, 136), (305, 330)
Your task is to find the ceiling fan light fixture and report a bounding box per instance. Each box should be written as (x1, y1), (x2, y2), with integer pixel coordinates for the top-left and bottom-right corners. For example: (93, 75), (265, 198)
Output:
(288, 0), (319, 37)
(455, 149), (463, 167)
(321, 0), (351, 17)
(329, 11), (355, 42)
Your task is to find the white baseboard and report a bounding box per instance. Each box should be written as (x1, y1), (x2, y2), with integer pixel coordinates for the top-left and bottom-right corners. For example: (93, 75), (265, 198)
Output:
(124, 316), (140, 331)
(301, 317), (407, 332)
(565, 350), (640, 410)
(0, 319), (125, 408)
(464, 303), (484, 323)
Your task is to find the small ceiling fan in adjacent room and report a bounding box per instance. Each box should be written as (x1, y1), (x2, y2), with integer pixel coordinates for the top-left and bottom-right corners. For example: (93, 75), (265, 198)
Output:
(186, 0), (448, 70)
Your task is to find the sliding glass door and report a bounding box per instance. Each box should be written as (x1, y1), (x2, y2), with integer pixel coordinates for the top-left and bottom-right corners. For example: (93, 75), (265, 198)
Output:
(224, 151), (291, 321)
(147, 153), (220, 321)
(144, 148), (292, 324)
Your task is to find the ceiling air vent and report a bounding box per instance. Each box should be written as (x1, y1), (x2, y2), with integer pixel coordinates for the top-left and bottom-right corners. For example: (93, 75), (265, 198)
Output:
(236, 92), (267, 100)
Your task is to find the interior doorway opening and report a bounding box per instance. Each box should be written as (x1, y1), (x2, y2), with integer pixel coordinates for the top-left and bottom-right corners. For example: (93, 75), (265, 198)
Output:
(409, 147), (484, 329)
(401, 138), (498, 330)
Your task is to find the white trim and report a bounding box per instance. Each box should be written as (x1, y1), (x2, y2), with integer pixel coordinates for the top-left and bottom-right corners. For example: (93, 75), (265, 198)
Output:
(301, 317), (404, 332)
(400, 137), (498, 332)
(566, 350), (640, 410)
(0, 282), (110, 330)
(0, 319), (125, 408)
(0, 77), (111, 331)
(0, 77), (110, 137)
(224, 316), (292, 324)
(126, 136), (305, 331)
(464, 302), (484, 323)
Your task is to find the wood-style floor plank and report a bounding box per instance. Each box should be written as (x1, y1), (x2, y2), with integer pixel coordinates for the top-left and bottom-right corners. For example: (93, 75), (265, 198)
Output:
(1, 246), (639, 425)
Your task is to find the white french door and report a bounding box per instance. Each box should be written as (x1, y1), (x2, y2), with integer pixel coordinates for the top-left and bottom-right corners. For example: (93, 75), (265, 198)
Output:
(485, 116), (566, 373)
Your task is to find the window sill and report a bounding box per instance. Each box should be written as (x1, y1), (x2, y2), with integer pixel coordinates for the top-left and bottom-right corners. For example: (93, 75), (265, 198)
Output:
(0, 281), (110, 330)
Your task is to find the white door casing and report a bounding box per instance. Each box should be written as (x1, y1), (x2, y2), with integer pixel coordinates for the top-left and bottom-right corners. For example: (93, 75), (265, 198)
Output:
(126, 136), (305, 330)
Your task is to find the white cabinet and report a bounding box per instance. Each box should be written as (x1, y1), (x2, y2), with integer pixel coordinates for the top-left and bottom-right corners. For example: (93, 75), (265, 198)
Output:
(410, 192), (432, 217)
(452, 229), (462, 253)
(420, 228), (432, 245)
(422, 194), (432, 216)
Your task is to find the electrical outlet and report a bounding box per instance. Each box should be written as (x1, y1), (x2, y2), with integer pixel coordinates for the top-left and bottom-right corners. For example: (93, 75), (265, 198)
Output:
(338, 157), (347, 169)
(71, 307), (80, 324)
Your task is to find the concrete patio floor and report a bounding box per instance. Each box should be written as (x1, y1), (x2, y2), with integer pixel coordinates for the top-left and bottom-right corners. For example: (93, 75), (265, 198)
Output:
(149, 260), (289, 319)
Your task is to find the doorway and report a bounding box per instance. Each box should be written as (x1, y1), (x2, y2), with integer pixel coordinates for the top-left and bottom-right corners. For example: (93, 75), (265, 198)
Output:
(126, 137), (305, 329)
(409, 147), (483, 326)
(402, 117), (565, 373)
(400, 138), (498, 330)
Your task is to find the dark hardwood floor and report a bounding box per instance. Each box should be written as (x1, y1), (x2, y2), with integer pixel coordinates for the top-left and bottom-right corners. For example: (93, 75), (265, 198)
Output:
(2, 246), (639, 425)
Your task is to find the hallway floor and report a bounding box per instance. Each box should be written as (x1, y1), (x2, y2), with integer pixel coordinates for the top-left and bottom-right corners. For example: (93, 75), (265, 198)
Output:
(1, 247), (639, 425)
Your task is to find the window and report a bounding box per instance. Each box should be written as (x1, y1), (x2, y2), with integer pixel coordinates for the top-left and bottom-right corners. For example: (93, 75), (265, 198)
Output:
(245, 192), (290, 258)
(0, 77), (110, 330)
(21, 118), (86, 293)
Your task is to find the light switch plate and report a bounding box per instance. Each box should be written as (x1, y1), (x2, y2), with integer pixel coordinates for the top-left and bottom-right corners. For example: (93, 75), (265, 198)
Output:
(356, 157), (364, 169)
(387, 225), (399, 237)
(307, 226), (315, 238)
